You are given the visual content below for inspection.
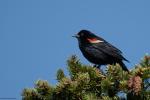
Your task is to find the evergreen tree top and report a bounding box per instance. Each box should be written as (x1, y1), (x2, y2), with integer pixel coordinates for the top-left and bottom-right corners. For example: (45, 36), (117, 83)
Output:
(22, 55), (150, 100)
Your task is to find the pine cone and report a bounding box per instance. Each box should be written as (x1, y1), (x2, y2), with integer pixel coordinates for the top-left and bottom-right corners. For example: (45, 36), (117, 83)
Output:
(128, 75), (142, 95)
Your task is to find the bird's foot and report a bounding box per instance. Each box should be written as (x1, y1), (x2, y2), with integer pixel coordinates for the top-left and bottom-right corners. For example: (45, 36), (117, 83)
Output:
(93, 65), (106, 76)
(93, 64), (100, 68)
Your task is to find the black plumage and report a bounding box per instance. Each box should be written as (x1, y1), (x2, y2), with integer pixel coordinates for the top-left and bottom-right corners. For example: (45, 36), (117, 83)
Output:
(73, 30), (129, 72)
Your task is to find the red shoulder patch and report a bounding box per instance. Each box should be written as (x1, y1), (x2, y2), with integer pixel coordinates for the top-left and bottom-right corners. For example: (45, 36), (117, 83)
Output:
(87, 38), (98, 42)
(87, 38), (103, 43)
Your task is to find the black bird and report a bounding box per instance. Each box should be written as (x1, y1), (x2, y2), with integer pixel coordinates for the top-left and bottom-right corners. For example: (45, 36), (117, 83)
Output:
(73, 30), (129, 72)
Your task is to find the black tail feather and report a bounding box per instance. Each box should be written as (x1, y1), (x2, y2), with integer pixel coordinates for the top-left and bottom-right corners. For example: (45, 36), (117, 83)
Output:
(119, 61), (129, 72)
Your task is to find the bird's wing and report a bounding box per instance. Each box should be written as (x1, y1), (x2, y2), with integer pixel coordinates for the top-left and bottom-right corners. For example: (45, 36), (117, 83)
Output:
(96, 36), (122, 54)
(93, 41), (129, 62)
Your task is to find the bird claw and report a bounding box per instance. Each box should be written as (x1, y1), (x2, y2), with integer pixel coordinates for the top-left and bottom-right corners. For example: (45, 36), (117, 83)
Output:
(93, 64), (100, 68)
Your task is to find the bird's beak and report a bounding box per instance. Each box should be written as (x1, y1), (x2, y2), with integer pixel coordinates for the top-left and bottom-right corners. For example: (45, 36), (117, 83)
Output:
(72, 34), (79, 38)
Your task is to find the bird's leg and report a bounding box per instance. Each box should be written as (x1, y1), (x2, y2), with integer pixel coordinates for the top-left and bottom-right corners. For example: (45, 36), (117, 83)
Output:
(93, 65), (106, 76)
(93, 64), (100, 68)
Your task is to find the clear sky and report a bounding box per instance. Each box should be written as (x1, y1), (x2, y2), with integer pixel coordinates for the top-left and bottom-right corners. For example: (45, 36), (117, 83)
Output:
(0, 0), (150, 99)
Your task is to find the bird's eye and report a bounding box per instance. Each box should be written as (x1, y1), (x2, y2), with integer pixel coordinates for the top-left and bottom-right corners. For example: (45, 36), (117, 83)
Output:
(80, 33), (84, 36)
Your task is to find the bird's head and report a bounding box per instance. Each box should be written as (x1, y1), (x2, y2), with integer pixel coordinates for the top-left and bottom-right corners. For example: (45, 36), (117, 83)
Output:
(73, 30), (104, 44)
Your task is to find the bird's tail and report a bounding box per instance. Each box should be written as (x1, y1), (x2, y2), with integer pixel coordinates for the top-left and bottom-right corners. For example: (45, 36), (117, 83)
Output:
(119, 61), (129, 72)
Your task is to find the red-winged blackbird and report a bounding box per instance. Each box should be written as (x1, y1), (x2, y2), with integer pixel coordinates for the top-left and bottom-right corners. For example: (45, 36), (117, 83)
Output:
(73, 30), (129, 72)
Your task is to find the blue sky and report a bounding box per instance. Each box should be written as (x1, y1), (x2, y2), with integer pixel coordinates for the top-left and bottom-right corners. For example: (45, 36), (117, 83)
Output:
(0, 0), (150, 99)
